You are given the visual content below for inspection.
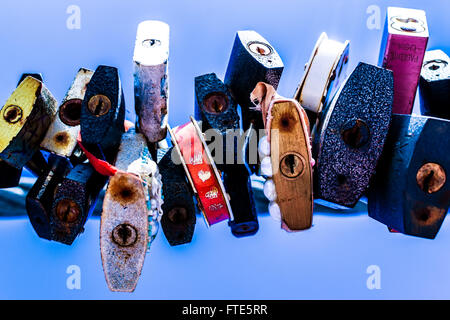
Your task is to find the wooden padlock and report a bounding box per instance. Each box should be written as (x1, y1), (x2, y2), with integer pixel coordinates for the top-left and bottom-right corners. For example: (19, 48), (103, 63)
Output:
(0, 76), (57, 169)
(133, 20), (169, 144)
(168, 117), (234, 227)
(26, 155), (73, 240)
(252, 83), (313, 231)
(80, 65), (125, 161)
(293, 32), (349, 128)
(101, 129), (162, 292)
(225, 30), (284, 133)
(195, 73), (258, 237)
(419, 50), (450, 120)
(158, 147), (196, 246)
(378, 7), (428, 114)
(51, 163), (107, 245)
(41, 68), (93, 157)
(368, 114), (450, 239)
(313, 62), (394, 207)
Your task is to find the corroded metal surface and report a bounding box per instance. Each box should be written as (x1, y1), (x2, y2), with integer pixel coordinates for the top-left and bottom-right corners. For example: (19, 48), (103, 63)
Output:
(0, 76), (57, 169)
(419, 50), (450, 120)
(158, 147), (196, 246)
(378, 7), (428, 114)
(368, 115), (450, 239)
(313, 62), (394, 208)
(134, 20), (169, 143)
(41, 68), (93, 157)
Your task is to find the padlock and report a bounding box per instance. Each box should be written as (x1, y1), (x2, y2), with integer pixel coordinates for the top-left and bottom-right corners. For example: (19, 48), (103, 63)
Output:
(419, 50), (450, 120)
(25, 155), (73, 240)
(195, 73), (258, 237)
(378, 7), (428, 114)
(368, 114), (450, 239)
(134, 20), (169, 144)
(168, 117), (233, 227)
(225, 30), (284, 133)
(293, 32), (349, 128)
(0, 76), (57, 169)
(41, 68), (93, 158)
(101, 129), (162, 292)
(0, 73), (45, 188)
(313, 62), (394, 208)
(158, 147), (196, 246)
(251, 82), (313, 231)
(80, 65), (125, 161)
(50, 162), (107, 245)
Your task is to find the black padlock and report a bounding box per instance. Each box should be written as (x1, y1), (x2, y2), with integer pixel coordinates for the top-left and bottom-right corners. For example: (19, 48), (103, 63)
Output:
(51, 162), (107, 245)
(224, 30), (284, 134)
(195, 73), (258, 237)
(368, 114), (450, 239)
(26, 155), (73, 240)
(80, 65), (125, 161)
(419, 50), (450, 120)
(313, 62), (394, 207)
(158, 147), (196, 246)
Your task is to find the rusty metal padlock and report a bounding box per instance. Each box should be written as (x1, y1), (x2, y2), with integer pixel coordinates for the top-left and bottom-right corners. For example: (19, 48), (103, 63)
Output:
(313, 62), (394, 208)
(26, 155), (73, 240)
(0, 76), (57, 170)
(368, 114), (450, 239)
(41, 68), (93, 158)
(378, 7), (428, 114)
(101, 129), (162, 292)
(224, 30), (284, 134)
(133, 20), (169, 144)
(80, 65), (125, 161)
(419, 50), (450, 120)
(158, 147), (196, 246)
(293, 32), (349, 128)
(1, 73), (45, 188)
(195, 73), (258, 237)
(51, 163), (107, 245)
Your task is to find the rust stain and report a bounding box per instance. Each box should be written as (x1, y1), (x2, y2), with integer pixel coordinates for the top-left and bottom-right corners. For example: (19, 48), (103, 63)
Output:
(109, 174), (140, 206)
(412, 205), (446, 227)
(53, 131), (70, 147)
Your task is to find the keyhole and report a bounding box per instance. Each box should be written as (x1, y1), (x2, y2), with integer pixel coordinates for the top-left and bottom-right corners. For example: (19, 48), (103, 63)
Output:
(203, 92), (229, 114)
(112, 223), (138, 247)
(416, 163), (446, 194)
(55, 199), (81, 223)
(87, 95), (111, 117)
(280, 153), (304, 178)
(341, 119), (370, 149)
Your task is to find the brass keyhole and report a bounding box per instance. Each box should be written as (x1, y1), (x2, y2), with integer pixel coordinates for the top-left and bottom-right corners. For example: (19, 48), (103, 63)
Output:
(112, 223), (138, 247)
(3, 105), (23, 124)
(341, 119), (370, 149)
(87, 95), (111, 117)
(203, 92), (229, 114)
(280, 153), (304, 178)
(416, 163), (446, 194)
(248, 42), (272, 56)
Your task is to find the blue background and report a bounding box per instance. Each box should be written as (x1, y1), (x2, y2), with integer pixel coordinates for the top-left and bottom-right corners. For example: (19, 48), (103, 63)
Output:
(0, 0), (449, 299)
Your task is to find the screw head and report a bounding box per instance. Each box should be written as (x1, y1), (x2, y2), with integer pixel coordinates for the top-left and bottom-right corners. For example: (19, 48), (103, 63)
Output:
(416, 162), (446, 194)
(55, 199), (81, 223)
(112, 223), (138, 247)
(3, 105), (23, 124)
(280, 153), (305, 179)
(87, 95), (111, 117)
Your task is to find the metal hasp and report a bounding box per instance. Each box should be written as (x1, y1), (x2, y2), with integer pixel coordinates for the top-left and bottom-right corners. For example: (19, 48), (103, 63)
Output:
(294, 32), (350, 128)
(101, 130), (162, 292)
(195, 73), (258, 237)
(368, 115), (450, 239)
(51, 163), (106, 245)
(313, 62), (394, 208)
(419, 50), (450, 120)
(378, 7), (428, 114)
(225, 30), (284, 135)
(0, 73), (44, 188)
(157, 147), (196, 246)
(26, 156), (73, 241)
(134, 20), (169, 144)
(80, 65), (125, 161)
(0, 76), (57, 169)
(41, 68), (93, 157)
